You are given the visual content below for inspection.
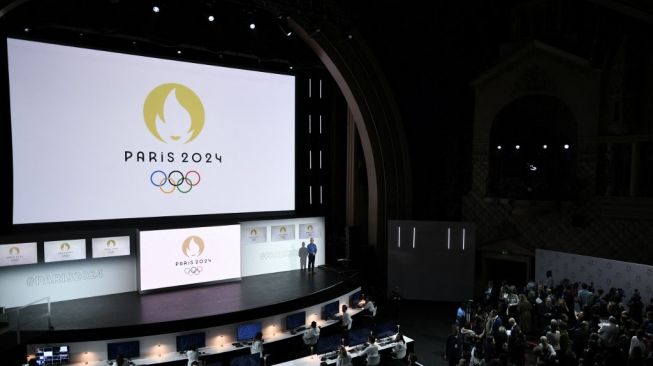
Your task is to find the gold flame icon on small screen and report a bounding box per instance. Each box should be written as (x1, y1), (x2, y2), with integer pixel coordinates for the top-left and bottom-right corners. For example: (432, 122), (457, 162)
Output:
(182, 236), (205, 257)
(9, 247), (20, 255)
(60, 242), (71, 251)
(106, 239), (116, 248)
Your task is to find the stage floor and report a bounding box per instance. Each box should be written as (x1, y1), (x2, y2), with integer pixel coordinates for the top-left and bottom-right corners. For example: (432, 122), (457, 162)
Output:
(6, 268), (357, 336)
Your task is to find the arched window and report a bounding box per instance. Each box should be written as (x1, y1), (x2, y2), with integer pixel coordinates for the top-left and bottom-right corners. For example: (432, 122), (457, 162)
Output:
(487, 95), (577, 200)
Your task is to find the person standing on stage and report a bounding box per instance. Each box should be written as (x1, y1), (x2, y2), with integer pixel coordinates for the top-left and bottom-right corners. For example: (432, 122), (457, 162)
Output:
(298, 242), (308, 270)
(307, 237), (318, 274)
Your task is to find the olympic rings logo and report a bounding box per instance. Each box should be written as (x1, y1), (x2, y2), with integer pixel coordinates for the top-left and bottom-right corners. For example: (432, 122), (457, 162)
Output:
(150, 170), (201, 193)
(184, 266), (203, 275)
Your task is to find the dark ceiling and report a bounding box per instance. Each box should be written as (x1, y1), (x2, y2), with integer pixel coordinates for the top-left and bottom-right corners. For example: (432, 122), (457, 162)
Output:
(0, 0), (326, 71)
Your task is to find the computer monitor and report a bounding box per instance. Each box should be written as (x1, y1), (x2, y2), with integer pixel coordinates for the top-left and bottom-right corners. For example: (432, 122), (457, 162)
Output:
(107, 341), (140, 360)
(35, 346), (70, 365)
(349, 291), (363, 307)
(316, 334), (341, 354)
(321, 300), (339, 320)
(285, 311), (306, 331)
(376, 321), (398, 339)
(176, 332), (206, 352)
(237, 322), (262, 342)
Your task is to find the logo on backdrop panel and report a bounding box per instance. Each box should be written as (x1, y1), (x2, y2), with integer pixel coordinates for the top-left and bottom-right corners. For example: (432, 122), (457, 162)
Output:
(123, 83), (223, 194)
(177, 235), (211, 276)
(143, 83), (205, 144)
(9, 247), (20, 255)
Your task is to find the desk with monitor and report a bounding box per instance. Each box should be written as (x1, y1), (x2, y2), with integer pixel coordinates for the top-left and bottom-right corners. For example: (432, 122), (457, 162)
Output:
(64, 308), (365, 366)
(276, 335), (414, 366)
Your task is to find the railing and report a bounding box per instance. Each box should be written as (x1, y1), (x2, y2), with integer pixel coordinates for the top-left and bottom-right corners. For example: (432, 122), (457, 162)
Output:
(16, 296), (51, 344)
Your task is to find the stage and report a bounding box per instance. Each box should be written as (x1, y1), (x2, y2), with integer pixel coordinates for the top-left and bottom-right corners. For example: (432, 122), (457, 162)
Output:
(2, 267), (359, 345)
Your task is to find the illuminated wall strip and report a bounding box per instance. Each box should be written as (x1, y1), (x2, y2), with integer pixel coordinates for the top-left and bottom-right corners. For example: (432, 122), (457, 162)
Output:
(319, 115), (322, 134)
(447, 228), (451, 250)
(319, 185), (323, 204)
(412, 227), (416, 248)
(309, 150), (312, 170)
(462, 228), (466, 250)
(319, 79), (323, 99)
(309, 79), (312, 98)
(397, 226), (401, 248)
(319, 150), (322, 169)
(308, 115), (312, 134)
(309, 186), (313, 205)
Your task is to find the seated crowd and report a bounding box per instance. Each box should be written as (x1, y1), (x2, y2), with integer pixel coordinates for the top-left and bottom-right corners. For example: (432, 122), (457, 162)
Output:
(446, 274), (653, 366)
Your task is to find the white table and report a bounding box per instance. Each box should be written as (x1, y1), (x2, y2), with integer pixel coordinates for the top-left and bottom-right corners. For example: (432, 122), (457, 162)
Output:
(273, 335), (414, 366)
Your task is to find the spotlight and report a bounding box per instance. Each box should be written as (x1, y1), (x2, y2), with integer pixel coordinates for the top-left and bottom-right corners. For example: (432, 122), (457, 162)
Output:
(208, 15), (215, 22)
(496, 145), (502, 150)
(249, 23), (256, 30)
(289, 66), (293, 70)
(515, 145), (520, 150)
(152, 6), (160, 13)
(542, 144), (548, 149)
(286, 31), (292, 36)
(529, 164), (537, 171)
(177, 50), (182, 54)
(564, 144), (570, 149)
(24, 27), (29, 32)
(347, 34), (353, 40)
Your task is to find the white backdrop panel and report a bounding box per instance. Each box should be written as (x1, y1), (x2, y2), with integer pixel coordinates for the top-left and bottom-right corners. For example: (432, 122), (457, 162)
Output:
(240, 217), (325, 277)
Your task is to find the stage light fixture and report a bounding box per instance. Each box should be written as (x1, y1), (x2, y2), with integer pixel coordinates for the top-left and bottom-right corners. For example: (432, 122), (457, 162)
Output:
(24, 27), (29, 32)
(208, 15), (215, 22)
(497, 145), (502, 150)
(515, 144), (520, 150)
(152, 6), (160, 13)
(542, 144), (548, 149)
(249, 23), (256, 30)
(564, 144), (570, 149)
(177, 50), (182, 54)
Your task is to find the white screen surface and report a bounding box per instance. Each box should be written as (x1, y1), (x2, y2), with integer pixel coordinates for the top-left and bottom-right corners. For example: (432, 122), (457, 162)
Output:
(92, 236), (130, 258)
(0, 242), (37, 266)
(8, 38), (295, 224)
(44, 239), (87, 263)
(139, 225), (241, 291)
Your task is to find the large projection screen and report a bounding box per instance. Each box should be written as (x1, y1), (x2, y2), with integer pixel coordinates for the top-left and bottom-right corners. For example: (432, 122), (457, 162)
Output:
(139, 225), (241, 291)
(8, 38), (295, 224)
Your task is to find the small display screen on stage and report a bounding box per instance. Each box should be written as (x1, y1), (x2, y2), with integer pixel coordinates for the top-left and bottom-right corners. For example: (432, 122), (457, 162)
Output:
(139, 225), (241, 291)
(285, 311), (306, 330)
(237, 322), (262, 342)
(107, 340), (140, 360)
(321, 300), (339, 320)
(35, 346), (70, 365)
(176, 332), (206, 352)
